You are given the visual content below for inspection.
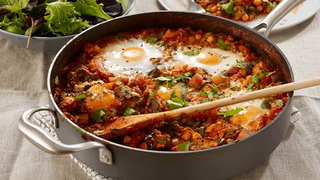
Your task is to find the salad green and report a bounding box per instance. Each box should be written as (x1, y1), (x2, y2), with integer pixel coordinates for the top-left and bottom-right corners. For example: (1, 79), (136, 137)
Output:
(0, 0), (129, 37)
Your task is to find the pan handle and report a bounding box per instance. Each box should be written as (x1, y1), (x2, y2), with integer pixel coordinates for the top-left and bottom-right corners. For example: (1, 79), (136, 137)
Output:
(18, 106), (112, 165)
(252, 0), (306, 37)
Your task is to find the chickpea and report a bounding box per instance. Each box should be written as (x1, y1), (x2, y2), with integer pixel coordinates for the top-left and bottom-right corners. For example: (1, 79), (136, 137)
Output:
(265, 7), (271, 13)
(189, 36), (196, 42)
(195, 34), (202, 40)
(123, 135), (131, 144)
(224, 39), (230, 45)
(210, 6), (217, 13)
(139, 142), (148, 149)
(253, 0), (262, 6)
(227, 35), (234, 42)
(256, 5), (263, 12)
(207, 35), (216, 44)
(242, 13), (249, 22)
(182, 131), (192, 140)
(192, 132), (202, 140)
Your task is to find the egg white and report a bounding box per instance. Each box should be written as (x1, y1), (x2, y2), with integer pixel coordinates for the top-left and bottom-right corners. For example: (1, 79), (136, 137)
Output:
(172, 46), (244, 76)
(101, 38), (164, 76)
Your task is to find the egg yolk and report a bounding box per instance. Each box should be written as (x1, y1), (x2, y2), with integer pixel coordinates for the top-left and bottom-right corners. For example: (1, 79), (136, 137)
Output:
(120, 47), (146, 61)
(84, 84), (117, 115)
(157, 85), (183, 100)
(196, 50), (221, 65)
(229, 106), (268, 130)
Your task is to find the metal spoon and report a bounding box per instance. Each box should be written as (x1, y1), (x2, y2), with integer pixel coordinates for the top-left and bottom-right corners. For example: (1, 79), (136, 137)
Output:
(187, 0), (205, 13)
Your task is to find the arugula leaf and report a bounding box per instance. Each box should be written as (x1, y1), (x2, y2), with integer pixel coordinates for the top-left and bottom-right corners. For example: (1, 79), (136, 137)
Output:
(219, 108), (243, 120)
(71, 0), (112, 20)
(261, 97), (273, 109)
(91, 107), (106, 123)
(145, 32), (163, 45)
(218, 38), (230, 50)
(183, 47), (200, 56)
(178, 141), (190, 151)
(123, 107), (137, 116)
(44, 1), (88, 36)
(222, 0), (235, 14)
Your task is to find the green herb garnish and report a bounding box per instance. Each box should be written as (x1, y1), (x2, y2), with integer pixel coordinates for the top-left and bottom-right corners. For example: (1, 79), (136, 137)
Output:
(123, 107), (137, 116)
(275, 99), (283, 107)
(183, 47), (201, 56)
(93, 129), (105, 134)
(222, 0), (235, 14)
(219, 108), (243, 120)
(261, 97), (273, 109)
(218, 38), (230, 50)
(178, 141), (190, 151)
(145, 32), (163, 45)
(90, 107), (106, 123)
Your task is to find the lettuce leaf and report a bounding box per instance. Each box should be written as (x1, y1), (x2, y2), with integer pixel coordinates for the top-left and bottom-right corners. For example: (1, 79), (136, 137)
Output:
(44, 1), (88, 36)
(71, 0), (112, 20)
(117, 0), (129, 14)
(0, 13), (25, 34)
(5, 0), (29, 13)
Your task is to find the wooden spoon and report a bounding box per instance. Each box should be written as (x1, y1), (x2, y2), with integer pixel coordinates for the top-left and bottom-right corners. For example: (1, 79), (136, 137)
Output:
(98, 77), (320, 139)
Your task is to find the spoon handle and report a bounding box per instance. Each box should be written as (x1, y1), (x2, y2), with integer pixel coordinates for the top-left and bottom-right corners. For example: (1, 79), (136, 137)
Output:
(100, 77), (320, 139)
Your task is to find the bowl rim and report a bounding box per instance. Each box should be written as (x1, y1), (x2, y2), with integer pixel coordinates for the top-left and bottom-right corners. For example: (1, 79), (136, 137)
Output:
(0, 0), (136, 40)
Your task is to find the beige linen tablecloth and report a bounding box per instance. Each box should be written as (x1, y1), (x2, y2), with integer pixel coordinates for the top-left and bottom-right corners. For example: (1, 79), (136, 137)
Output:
(1, 1), (320, 179)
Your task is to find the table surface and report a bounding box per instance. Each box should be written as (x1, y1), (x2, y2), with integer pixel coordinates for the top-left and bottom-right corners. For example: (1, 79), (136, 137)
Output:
(1, 1), (320, 180)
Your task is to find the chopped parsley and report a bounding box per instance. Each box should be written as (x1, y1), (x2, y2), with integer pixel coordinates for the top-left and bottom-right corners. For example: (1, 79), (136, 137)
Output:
(164, 90), (189, 110)
(75, 94), (87, 99)
(123, 107), (137, 116)
(149, 91), (156, 99)
(145, 32), (164, 45)
(219, 108), (243, 120)
(183, 47), (201, 56)
(178, 141), (190, 151)
(218, 38), (230, 50)
(55, 75), (60, 85)
(230, 86), (240, 91)
(275, 99), (283, 107)
(93, 129), (105, 134)
(90, 107), (106, 123)
(261, 97), (273, 109)
(219, 138), (225, 145)
(233, 59), (245, 69)
(90, 93), (97, 100)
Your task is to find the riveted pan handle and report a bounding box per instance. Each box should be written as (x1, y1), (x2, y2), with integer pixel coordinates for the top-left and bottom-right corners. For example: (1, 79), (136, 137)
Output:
(18, 106), (112, 165)
(252, 0), (306, 37)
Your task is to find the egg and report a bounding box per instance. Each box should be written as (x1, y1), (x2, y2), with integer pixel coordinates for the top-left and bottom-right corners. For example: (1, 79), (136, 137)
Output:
(101, 38), (164, 75)
(172, 46), (244, 76)
(156, 84), (183, 100)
